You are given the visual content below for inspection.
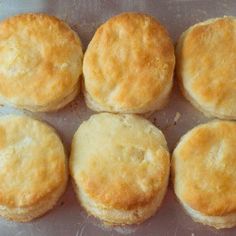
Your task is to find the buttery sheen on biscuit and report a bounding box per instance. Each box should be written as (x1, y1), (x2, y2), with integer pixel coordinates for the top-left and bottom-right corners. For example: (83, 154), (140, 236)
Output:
(176, 16), (236, 119)
(0, 13), (83, 112)
(172, 120), (236, 229)
(0, 115), (67, 222)
(83, 13), (175, 114)
(70, 113), (170, 225)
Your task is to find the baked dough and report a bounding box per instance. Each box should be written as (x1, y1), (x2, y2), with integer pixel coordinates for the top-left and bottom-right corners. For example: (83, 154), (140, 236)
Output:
(83, 12), (175, 114)
(172, 120), (236, 229)
(0, 13), (83, 112)
(70, 113), (170, 224)
(176, 16), (236, 119)
(0, 115), (67, 222)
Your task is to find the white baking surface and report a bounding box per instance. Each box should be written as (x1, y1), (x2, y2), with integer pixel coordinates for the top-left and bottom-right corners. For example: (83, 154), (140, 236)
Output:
(0, 0), (236, 235)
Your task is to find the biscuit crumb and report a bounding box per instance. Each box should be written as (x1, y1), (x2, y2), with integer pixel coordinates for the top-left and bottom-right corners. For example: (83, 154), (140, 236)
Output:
(174, 112), (181, 125)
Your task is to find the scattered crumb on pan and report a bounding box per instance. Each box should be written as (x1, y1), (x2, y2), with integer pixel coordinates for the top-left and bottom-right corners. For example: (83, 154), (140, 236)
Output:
(173, 112), (181, 125)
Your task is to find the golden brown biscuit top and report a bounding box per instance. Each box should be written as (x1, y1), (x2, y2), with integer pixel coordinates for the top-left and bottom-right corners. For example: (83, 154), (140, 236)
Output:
(70, 113), (170, 210)
(83, 13), (175, 111)
(177, 17), (236, 117)
(0, 115), (66, 208)
(172, 120), (236, 216)
(0, 13), (83, 107)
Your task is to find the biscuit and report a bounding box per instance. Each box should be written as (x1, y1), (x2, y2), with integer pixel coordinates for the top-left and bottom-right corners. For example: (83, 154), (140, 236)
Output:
(0, 13), (83, 112)
(172, 120), (236, 229)
(83, 13), (175, 114)
(70, 113), (170, 225)
(0, 115), (67, 222)
(176, 16), (236, 119)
